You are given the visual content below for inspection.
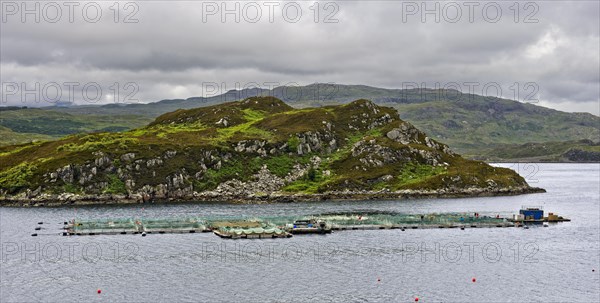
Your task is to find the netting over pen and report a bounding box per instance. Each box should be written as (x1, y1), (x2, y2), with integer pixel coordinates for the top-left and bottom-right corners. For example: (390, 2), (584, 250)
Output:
(71, 218), (138, 233)
(236, 211), (506, 227)
(142, 217), (207, 231)
(71, 217), (207, 233)
(307, 212), (507, 226)
(201, 212), (507, 227)
(69, 211), (509, 234)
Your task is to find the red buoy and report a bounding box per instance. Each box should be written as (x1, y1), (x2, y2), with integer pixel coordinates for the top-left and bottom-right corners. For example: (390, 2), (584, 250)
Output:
(415, 297), (419, 302)
(97, 289), (101, 294)
(472, 278), (476, 282)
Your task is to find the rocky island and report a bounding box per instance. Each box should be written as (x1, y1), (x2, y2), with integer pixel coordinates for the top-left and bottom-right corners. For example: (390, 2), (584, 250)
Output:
(0, 97), (544, 206)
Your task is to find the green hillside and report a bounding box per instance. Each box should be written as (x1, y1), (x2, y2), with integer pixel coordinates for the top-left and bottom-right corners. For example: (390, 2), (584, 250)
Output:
(477, 139), (600, 162)
(0, 97), (538, 204)
(0, 107), (152, 146)
(1, 84), (597, 161)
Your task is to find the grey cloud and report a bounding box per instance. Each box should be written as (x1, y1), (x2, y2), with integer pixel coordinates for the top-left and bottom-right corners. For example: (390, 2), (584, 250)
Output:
(0, 1), (598, 115)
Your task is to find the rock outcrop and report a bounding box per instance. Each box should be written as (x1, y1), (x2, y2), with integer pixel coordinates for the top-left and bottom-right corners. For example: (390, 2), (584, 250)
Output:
(0, 97), (543, 206)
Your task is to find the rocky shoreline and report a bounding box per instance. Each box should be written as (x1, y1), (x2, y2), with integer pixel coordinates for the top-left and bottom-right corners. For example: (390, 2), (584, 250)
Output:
(1, 98), (545, 207)
(0, 186), (546, 207)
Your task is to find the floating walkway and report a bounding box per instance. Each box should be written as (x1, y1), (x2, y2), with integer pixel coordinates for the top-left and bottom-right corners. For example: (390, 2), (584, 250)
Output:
(330, 222), (514, 231)
(62, 217), (209, 236)
(32, 209), (570, 238)
(213, 227), (292, 239)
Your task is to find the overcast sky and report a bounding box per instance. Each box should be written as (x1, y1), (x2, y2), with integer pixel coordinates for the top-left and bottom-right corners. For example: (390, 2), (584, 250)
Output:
(1, 1), (599, 115)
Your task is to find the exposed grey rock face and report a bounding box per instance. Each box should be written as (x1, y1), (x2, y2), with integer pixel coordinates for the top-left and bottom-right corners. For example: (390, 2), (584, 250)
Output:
(369, 113), (394, 129)
(385, 123), (453, 157)
(215, 166), (285, 196)
(235, 140), (268, 156)
(125, 179), (135, 190)
(295, 131), (336, 155)
(168, 173), (186, 188)
(212, 156), (321, 197)
(351, 139), (444, 168)
(26, 186), (42, 198)
(386, 122), (423, 145)
(146, 158), (163, 167)
(120, 153), (136, 162)
(216, 117), (229, 127)
(57, 165), (75, 183)
(164, 150), (177, 158)
(425, 137), (455, 155)
(94, 156), (112, 168)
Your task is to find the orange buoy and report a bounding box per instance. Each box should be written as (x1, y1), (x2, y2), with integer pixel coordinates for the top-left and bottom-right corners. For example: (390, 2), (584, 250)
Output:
(472, 278), (476, 282)
(97, 289), (101, 294)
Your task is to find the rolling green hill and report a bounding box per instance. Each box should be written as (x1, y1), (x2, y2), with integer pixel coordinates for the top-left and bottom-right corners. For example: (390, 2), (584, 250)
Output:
(0, 97), (540, 205)
(1, 84), (598, 161)
(476, 139), (600, 162)
(0, 107), (152, 145)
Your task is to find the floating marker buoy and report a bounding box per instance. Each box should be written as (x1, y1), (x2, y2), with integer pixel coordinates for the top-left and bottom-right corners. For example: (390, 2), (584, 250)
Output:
(97, 289), (101, 294)
(377, 278), (381, 282)
(415, 297), (419, 302)
(472, 278), (476, 283)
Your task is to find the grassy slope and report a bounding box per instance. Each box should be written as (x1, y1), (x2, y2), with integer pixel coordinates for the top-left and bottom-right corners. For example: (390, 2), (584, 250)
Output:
(476, 140), (600, 162)
(0, 97), (527, 196)
(0, 125), (55, 146)
(386, 99), (599, 156)
(0, 108), (152, 145)
(2, 84), (597, 160)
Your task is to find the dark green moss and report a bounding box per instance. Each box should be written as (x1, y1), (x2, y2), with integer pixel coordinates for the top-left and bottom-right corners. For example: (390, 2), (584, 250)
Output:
(104, 174), (127, 194)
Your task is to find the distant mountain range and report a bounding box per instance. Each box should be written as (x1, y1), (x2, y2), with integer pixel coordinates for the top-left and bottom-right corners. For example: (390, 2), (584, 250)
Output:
(1, 83), (598, 161)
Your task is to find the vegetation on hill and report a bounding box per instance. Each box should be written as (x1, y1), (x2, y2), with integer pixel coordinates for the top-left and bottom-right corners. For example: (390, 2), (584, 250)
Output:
(476, 139), (600, 162)
(0, 97), (539, 204)
(1, 84), (597, 163)
(0, 107), (152, 146)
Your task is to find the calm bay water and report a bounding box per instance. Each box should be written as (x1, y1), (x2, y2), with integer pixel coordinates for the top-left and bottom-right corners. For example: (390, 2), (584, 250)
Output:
(1, 163), (599, 302)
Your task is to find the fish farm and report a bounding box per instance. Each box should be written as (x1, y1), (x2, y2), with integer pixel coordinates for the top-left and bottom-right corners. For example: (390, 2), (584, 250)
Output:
(31, 207), (571, 239)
